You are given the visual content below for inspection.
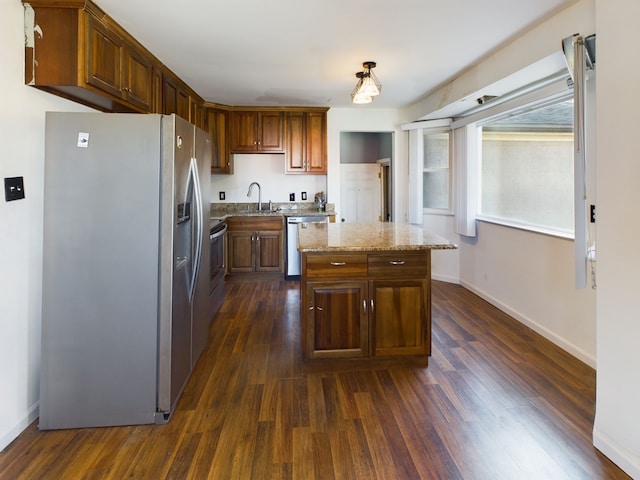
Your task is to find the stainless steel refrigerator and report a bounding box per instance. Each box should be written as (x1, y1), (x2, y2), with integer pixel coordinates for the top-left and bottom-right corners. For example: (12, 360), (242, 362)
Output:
(39, 112), (211, 429)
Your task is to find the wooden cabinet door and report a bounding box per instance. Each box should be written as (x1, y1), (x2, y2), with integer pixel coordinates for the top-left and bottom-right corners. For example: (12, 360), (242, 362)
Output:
(285, 111), (326, 174)
(228, 231), (255, 273)
(306, 112), (327, 174)
(189, 97), (205, 129)
(230, 111), (258, 152)
(122, 45), (153, 111)
(257, 112), (284, 152)
(285, 112), (305, 173)
(305, 282), (368, 359)
(370, 279), (429, 356)
(255, 230), (283, 272)
(151, 67), (163, 113)
(207, 109), (232, 174)
(231, 111), (284, 152)
(85, 16), (123, 98)
(163, 76), (190, 121)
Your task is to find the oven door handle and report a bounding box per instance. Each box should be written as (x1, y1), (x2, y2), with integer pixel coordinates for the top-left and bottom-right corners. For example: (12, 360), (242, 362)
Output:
(210, 223), (228, 240)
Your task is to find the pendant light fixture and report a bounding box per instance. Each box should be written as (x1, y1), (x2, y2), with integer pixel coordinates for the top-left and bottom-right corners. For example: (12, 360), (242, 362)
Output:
(351, 61), (381, 104)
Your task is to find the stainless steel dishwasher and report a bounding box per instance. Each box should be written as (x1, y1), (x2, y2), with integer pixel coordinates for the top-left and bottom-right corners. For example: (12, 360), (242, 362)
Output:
(286, 215), (328, 279)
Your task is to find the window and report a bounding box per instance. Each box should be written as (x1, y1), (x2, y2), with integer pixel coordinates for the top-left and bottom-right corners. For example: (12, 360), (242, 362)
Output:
(423, 131), (451, 211)
(478, 98), (574, 236)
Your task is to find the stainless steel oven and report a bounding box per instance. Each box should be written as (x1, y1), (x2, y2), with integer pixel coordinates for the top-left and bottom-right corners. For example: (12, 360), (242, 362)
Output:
(209, 219), (227, 318)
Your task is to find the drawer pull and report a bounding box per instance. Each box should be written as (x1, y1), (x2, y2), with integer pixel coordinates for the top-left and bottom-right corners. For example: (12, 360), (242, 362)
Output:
(330, 262), (346, 266)
(389, 260), (406, 265)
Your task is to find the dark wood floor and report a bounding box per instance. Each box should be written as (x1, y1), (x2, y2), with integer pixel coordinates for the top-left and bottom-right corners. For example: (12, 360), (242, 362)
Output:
(0, 278), (630, 479)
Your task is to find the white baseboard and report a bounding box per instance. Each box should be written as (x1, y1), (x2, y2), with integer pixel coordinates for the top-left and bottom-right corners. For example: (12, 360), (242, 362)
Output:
(458, 280), (596, 369)
(0, 403), (38, 453)
(593, 427), (640, 479)
(431, 273), (459, 284)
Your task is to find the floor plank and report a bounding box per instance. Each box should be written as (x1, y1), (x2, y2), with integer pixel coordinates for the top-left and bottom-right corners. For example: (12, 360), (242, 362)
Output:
(0, 279), (631, 479)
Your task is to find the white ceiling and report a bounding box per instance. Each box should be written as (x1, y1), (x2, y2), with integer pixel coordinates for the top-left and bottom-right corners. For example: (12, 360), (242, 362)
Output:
(98, 0), (577, 109)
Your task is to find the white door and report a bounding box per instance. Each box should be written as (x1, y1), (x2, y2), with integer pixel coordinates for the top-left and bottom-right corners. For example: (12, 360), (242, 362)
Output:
(340, 164), (381, 223)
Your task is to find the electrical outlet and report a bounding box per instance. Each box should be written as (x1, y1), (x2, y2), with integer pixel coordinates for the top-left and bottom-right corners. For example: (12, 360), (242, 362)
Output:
(289, 193), (295, 201)
(301, 192), (307, 200)
(219, 191), (225, 200)
(4, 177), (25, 202)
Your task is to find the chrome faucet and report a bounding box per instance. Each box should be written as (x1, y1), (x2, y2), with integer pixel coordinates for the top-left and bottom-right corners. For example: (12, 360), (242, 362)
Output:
(247, 182), (262, 211)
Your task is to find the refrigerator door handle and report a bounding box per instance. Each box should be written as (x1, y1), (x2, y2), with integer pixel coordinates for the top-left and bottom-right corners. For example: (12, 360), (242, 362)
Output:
(187, 157), (203, 302)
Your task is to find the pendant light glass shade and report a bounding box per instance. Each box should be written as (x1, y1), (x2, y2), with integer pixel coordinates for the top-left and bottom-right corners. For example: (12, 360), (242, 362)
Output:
(351, 72), (373, 104)
(351, 61), (381, 104)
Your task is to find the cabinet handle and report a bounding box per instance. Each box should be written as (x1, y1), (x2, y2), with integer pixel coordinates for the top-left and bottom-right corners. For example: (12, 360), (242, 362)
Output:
(370, 299), (374, 311)
(363, 300), (367, 313)
(316, 306), (323, 311)
(309, 305), (314, 311)
(389, 260), (405, 265)
(330, 262), (346, 266)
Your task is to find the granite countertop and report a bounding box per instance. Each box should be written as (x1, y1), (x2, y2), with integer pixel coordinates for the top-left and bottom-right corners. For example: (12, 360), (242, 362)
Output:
(210, 202), (335, 221)
(297, 222), (457, 252)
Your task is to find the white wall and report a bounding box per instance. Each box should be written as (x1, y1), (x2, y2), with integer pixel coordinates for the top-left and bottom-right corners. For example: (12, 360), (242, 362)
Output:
(210, 154), (326, 205)
(327, 108), (407, 223)
(459, 222), (596, 364)
(592, 0), (640, 476)
(0, 0), (94, 451)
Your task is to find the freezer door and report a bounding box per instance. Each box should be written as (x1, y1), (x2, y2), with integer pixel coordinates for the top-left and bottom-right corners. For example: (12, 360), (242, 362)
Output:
(40, 112), (162, 429)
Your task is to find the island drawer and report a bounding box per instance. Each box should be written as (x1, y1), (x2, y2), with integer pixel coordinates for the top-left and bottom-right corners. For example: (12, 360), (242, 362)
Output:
(368, 252), (429, 278)
(305, 253), (368, 279)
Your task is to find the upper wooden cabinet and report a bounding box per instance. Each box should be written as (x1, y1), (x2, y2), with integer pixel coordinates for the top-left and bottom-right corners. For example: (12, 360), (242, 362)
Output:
(285, 110), (327, 174)
(206, 108), (232, 174)
(22, 0), (204, 126)
(23, 1), (153, 113)
(230, 111), (284, 153)
(85, 15), (154, 111)
(163, 75), (189, 120)
(162, 74), (205, 128)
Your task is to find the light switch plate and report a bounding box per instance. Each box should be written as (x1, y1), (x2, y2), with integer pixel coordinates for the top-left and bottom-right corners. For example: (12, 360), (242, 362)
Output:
(4, 176), (25, 202)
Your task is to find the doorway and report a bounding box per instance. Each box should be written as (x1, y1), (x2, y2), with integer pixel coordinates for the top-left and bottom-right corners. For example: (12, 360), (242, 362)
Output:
(339, 132), (393, 223)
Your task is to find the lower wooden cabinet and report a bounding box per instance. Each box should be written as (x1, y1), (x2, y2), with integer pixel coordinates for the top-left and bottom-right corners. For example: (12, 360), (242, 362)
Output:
(370, 279), (429, 357)
(301, 251), (431, 360)
(227, 216), (284, 273)
(305, 281), (368, 358)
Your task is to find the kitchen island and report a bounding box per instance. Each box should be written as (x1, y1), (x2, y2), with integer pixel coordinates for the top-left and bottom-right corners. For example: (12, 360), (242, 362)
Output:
(298, 222), (456, 365)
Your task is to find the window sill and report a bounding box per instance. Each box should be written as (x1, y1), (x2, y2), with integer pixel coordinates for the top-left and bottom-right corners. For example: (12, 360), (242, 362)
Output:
(476, 215), (574, 240)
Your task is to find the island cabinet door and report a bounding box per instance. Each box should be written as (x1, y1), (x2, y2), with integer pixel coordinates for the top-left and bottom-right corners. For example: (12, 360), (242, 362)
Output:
(305, 281), (368, 359)
(370, 279), (430, 357)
